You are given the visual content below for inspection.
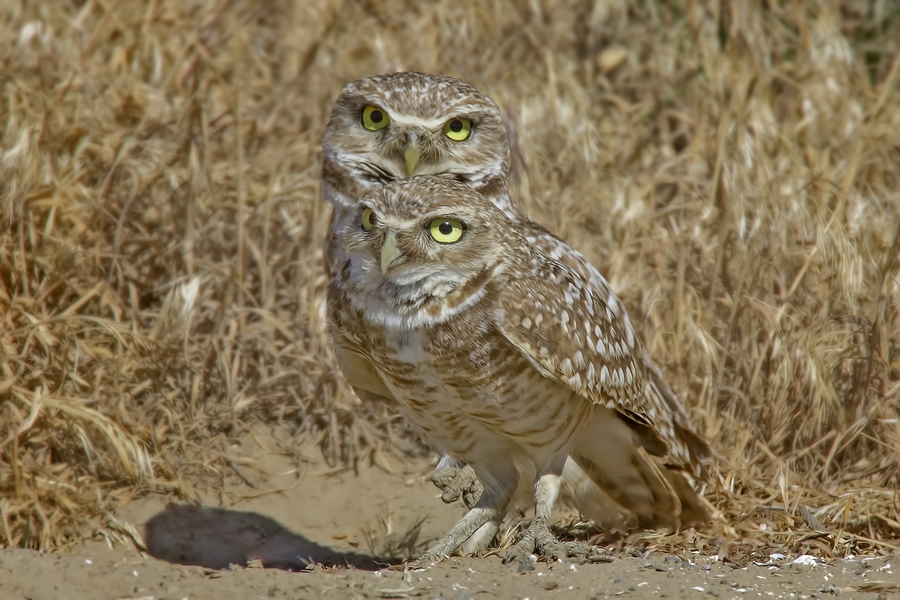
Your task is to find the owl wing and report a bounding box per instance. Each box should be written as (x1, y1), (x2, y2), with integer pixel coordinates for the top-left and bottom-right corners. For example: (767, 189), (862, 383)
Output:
(333, 343), (396, 401)
(326, 275), (396, 401)
(512, 212), (710, 472)
(496, 256), (673, 451)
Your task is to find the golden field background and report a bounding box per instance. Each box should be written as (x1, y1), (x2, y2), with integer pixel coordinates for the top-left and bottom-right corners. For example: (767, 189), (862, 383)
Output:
(1, 0), (899, 555)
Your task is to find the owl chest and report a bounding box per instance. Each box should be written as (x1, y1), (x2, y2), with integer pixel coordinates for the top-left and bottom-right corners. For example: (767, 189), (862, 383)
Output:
(358, 324), (586, 453)
(365, 326), (491, 403)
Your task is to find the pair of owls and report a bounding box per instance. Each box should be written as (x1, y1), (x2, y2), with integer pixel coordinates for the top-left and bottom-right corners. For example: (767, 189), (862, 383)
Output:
(321, 72), (711, 563)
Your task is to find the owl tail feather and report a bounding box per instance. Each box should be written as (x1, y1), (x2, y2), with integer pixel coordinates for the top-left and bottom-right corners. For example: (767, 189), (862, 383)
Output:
(559, 411), (710, 532)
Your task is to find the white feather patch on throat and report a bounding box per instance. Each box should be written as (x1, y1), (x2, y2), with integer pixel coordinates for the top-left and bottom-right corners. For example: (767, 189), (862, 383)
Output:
(346, 257), (493, 329)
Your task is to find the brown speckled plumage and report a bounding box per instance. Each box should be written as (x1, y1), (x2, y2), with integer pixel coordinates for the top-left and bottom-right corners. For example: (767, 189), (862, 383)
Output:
(321, 73), (711, 557)
(327, 178), (709, 561)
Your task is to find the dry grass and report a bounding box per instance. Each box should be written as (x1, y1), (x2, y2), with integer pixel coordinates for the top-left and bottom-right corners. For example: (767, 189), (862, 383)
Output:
(1, 0), (898, 556)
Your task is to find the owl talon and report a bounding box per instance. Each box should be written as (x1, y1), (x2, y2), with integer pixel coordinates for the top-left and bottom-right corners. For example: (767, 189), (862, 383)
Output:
(405, 553), (443, 571)
(504, 518), (585, 567)
(431, 464), (483, 509)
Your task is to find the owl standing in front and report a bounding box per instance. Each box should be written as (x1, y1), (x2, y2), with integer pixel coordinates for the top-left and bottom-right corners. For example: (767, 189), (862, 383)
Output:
(328, 177), (701, 563)
(321, 72), (712, 557)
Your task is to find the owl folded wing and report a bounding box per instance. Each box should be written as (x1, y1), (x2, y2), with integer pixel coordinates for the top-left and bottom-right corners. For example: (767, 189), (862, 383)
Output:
(495, 260), (669, 441)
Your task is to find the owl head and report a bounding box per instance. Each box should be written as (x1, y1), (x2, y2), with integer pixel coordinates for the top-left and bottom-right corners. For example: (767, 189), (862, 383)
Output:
(322, 72), (510, 208)
(337, 176), (518, 323)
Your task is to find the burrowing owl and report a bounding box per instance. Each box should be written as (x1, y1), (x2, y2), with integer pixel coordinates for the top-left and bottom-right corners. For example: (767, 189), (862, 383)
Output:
(321, 72), (710, 541)
(322, 72), (511, 278)
(327, 177), (705, 563)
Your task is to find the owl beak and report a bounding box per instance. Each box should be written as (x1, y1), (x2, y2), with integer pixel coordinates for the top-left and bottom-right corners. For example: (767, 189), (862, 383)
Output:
(403, 138), (421, 176)
(380, 230), (402, 274)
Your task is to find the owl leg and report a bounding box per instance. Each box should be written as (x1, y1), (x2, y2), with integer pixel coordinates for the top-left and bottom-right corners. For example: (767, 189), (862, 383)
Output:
(430, 455), (500, 555)
(411, 462), (517, 566)
(412, 506), (501, 567)
(459, 515), (502, 555)
(505, 468), (596, 569)
(430, 455), (483, 508)
(504, 473), (565, 567)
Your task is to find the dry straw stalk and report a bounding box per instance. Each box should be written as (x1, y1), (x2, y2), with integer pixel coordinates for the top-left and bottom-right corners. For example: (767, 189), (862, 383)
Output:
(1, 0), (898, 555)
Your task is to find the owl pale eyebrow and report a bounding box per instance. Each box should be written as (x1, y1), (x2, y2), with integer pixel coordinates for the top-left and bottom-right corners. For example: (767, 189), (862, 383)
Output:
(389, 115), (464, 129)
(375, 216), (421, 230)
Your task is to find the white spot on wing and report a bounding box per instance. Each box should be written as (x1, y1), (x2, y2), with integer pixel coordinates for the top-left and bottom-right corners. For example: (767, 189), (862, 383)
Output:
(573, 351), (585, 369)
(569, 373), (582, 391)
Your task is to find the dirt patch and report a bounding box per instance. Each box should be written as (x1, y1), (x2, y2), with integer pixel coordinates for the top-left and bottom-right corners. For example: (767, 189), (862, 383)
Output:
(6, 543), (899, 600)
(2, 430), (898, 599)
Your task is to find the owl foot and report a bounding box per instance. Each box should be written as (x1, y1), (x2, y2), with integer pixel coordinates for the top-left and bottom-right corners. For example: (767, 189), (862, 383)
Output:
(412, 506), (501, 568)
(430, 463), (483, 509)
(503, 518), (593, 571)
(404, 552), (444, 571)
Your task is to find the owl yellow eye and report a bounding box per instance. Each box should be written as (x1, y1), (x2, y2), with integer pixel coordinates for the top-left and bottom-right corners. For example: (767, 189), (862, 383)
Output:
(443, 117), (471, 141)
(362, 207), (377, 231)
(361, 105), (390, 131)
(428, 218), (464, 243)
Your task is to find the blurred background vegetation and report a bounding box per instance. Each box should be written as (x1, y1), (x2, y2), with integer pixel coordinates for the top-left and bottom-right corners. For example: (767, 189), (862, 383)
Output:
(1, 0), (898, 554)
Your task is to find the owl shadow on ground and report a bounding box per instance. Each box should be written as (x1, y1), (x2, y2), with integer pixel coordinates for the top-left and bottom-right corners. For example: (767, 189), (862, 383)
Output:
(144, 503), (385, 571)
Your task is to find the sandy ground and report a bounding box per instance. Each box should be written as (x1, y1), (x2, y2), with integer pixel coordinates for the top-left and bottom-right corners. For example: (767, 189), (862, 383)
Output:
(2, 429), (898, 600)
